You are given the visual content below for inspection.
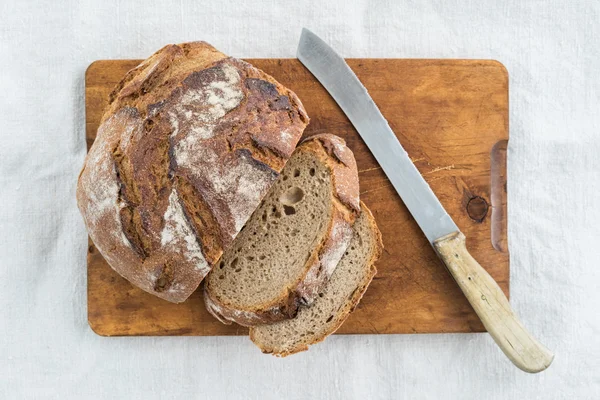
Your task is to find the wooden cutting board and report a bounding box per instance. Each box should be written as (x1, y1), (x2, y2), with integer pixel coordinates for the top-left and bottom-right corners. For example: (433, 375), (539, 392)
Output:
(85, 58), (508, 336)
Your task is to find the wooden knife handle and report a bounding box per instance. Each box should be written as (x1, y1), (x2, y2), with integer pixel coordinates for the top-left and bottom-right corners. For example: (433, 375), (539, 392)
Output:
(433, 231), (554, 373)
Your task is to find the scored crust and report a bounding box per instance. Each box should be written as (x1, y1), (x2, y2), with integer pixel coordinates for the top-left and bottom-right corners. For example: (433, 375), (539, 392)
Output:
(249, 203), (383, 356)
(203, 134), (360, 325)
(77, 42), (308, 303)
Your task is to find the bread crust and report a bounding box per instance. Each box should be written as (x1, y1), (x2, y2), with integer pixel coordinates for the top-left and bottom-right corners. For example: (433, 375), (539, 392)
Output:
(203, 134), (360, 325)
(249, 203), (383, 356)
(77, 42), (308, 303)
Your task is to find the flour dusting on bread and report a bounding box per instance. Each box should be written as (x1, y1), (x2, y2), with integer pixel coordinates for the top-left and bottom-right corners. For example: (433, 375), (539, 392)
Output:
(320, 217), (353, 278)
(82, 141), (119, 224)
(170, 62), (244, 142)
(161, 189), (209, 274)
(80, 112), (135, 251)
(175, 143), (277, 241)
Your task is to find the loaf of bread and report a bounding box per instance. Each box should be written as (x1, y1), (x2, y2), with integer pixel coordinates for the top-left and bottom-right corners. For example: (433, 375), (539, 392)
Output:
(203, 134), (360, 325)
(250, 203), (382, 356)
(77, 42), (308, 303)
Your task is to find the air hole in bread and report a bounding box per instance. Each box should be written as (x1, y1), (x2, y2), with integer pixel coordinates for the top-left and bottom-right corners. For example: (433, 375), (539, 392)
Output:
(293, 169), (300, 177)
(309, 168), (316, 176)
(219, 261), (225, 269)
(279, 187), (305, 206)
(219, 275), (225, 280)
(283, 205), (296, 215)
(231, 257), (239, 268)
(259, 255), (266, 260)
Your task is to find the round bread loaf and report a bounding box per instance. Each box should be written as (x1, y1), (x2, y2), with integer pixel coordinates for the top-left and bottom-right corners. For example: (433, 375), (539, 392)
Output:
(77, 42), (309, 303)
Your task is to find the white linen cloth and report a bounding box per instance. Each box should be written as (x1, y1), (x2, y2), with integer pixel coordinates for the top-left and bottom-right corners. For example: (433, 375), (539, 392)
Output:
(1, 1), (598, 398)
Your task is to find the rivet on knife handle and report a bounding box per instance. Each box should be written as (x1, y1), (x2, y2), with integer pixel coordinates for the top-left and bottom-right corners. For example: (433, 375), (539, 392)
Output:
(433, 232), (554, 373)
(297, 27), (554, 373)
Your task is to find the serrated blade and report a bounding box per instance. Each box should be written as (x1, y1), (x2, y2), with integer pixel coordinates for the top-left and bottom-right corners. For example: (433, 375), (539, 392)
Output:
(297, 28), (458, 243)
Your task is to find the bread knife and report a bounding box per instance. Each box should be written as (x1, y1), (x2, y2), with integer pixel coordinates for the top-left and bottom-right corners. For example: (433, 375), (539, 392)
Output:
(297, 28), (553, 373)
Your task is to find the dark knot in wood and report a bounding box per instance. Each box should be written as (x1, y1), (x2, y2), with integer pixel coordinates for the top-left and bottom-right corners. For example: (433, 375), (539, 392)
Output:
(467, 196), (489, 222)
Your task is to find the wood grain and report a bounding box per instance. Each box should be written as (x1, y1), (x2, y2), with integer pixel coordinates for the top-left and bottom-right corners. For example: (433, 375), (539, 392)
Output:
(85, 58), (509, 336)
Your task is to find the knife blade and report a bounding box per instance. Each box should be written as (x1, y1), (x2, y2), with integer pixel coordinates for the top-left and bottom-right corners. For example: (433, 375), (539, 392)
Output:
(297, 28), (553, 373)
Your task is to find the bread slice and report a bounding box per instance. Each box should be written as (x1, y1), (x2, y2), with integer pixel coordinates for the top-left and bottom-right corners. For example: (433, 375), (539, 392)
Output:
(203, 134), (360, 326)
(249, 203), (382, 356)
